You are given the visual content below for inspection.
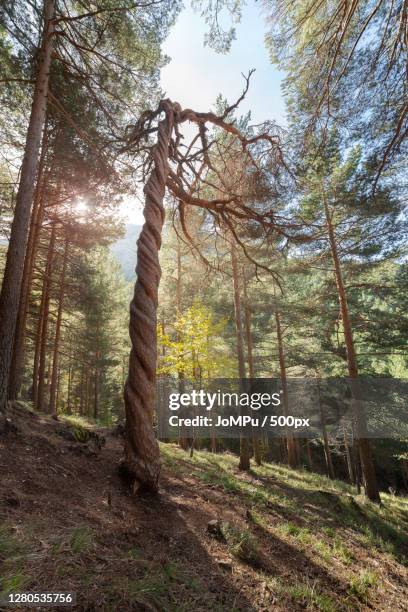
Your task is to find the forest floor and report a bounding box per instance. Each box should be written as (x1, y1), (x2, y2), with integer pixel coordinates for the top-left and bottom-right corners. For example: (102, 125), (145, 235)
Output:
(0, 402), (407, 611)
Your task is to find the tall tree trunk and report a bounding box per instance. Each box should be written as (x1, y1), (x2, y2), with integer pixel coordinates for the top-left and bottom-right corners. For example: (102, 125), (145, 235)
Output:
(32, 280), (45, 405)
(323, 194), (380, 502)
(49, 237), (69, 417)
(275, 311), (297, 468)
(94, 320), (100, 420)
(320, 406), (334, 480)
(281, 436), (288, 463)
(176, 239), (185, 392)
(317, 379), (335, 479)
(123, 103), (174, 493)
(207, 333), (217, 453)
(0, 0), (55, 420)
(94, 368), (99, 420)
(37, 221), (56, 411)
(231, 244), (250, 471)
(175, 241), (189, 450)
(46, 358), (52, 402)
(176, 243), (187, 451)
(79, 365), (85, 416)
(8, 130), (48, 400)
(67, 359), (72, 415)
(242, 270), (262, 466)
(85, 366), (90, 417)
(55, 367), (60, 410)
(352, 437), (362, 494)
(306, 439), (313, 471)
(344, 428), (355, 484)
(242, 273), (254, 379)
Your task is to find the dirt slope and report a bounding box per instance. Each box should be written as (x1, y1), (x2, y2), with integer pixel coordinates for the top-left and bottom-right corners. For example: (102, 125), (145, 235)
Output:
(0, 403), (407, 611)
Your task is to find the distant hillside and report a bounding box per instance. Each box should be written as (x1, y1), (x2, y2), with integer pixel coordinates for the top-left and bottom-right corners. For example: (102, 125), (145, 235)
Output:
(111, 223), (141, 280)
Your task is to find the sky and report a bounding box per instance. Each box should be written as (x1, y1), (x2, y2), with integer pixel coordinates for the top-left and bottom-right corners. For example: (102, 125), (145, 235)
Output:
(121, 1), (286, 224)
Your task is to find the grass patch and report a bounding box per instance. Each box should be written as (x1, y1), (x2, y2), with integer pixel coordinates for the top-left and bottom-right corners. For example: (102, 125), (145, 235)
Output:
(348, 570), (378, 602)
(160, 448), (184, 475)
(14, 400), (35, 414)
(0, 525), (33, 601)
(128, 572), (168, 607)
(126, 547), (145, 560)
(161, 444), (408, 579)
(287, 580), (336, 611)
(0, 571), (31, 598)
(222, 523), (262, 566)
(357, 513), (408, 562)
(126, 562), (201, 610)
(322, 526), (335, 538)
(332, 538), (353, 564)
(277, 521), (354, 565)
(195, 468), (241, 494)
(246, 509), (268, 529)
(277, 522), (302, 537)
(0, 527), (25, 559)
(61, 414), (94, 429)
(70, 527), (94, 554)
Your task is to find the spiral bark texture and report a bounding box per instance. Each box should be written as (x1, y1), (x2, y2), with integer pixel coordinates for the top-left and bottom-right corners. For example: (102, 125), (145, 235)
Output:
(124, 102), (174, 492)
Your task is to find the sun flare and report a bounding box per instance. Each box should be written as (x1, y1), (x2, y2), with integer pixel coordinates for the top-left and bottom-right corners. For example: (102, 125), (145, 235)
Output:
(72, 198), (89, 214)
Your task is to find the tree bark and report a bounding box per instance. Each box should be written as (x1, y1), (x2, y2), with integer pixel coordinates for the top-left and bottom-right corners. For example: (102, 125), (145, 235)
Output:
(123, 102), (174, 493)
(317, 379), (335, 479)
(176, 240), (190, 450)
(85, 366), (90, 417)
(176, 240), (186, 392)
(37, 221), (56, 411)
(49, 236), (69, 417)
(79, 365), (85, 416)
(0, 0), (55, 419)
(275, 311), (297, 468)
(344, 428), (355, 484)
(323, 194), (380, 502)
(231, 243), (250, 471)
(94, 368), (99, 420)
(320, 406), (334, 480)
(8, 129), (48, 400)
(32, 277), (45, 405)
(242, 270), (262, 466)
(306, 439), (313, 471)
(94, 320), (100, 420)
(67, 357), (72, 415)
(55, 367), (60, 410)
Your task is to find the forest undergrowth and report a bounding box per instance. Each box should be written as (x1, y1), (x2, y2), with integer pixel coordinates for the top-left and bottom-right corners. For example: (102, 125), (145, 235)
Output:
(0, 403), (407, 611)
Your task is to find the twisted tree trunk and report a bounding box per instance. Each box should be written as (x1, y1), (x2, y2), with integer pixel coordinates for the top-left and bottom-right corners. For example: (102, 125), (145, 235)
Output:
(123, 103), (174, 493)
